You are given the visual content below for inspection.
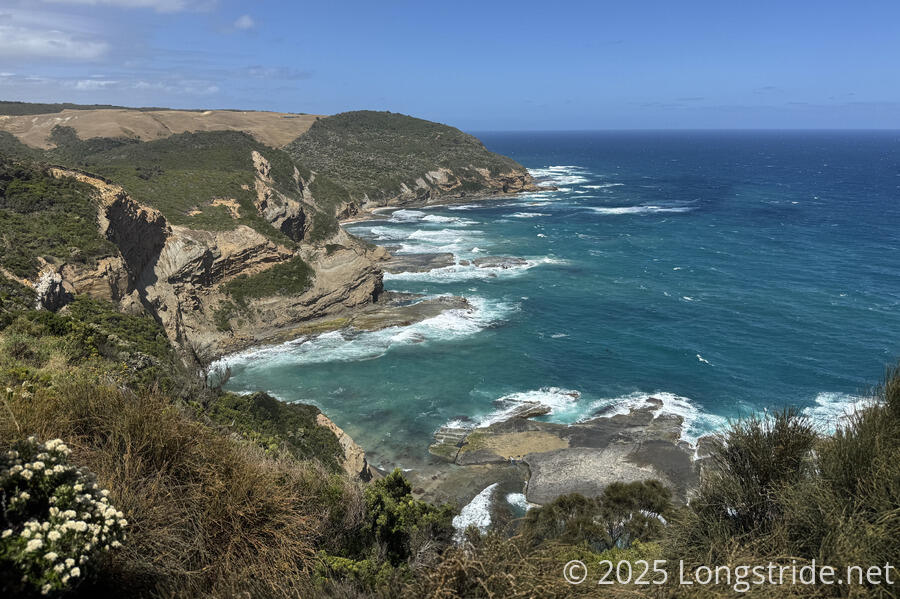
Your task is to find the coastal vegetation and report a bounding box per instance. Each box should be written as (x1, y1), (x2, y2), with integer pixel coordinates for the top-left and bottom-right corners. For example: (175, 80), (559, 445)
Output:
(0, 101), (896, 597)
(2, 287), (898, 598)
(222, 256), (315, 307)
(0, 159), (116, 279)
(286, 110), (527, 207)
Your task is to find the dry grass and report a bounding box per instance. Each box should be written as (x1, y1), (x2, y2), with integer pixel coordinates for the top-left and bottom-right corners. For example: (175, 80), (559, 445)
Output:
(0, 109), (322, 149)
(0, 379), (362, 598)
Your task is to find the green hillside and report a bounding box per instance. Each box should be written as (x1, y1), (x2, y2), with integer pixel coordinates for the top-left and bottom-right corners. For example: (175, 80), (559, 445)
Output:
(285, 111), (527, 208)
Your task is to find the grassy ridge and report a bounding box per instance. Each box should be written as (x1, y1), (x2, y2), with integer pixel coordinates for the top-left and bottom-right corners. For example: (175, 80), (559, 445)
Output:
(285, 110), (526, 209)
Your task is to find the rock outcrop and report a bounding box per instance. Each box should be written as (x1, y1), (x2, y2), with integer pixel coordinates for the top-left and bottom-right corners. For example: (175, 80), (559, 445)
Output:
(251, 150), (309, 240)
(424, 397), (699, 507)
(316, 413), (380, 481)
(41, 168), (385, 365)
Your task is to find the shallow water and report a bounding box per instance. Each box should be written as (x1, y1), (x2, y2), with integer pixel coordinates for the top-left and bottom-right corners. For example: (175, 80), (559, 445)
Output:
(219, 131), (900, 470)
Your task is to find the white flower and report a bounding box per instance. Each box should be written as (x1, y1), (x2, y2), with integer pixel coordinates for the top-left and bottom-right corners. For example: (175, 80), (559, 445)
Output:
(49, 507), (59, 517)
(73, 483), (83, 492)
(64, 558), (75, 568)
(41, 583), (51, 595)
(54, 564), (65, 573)
(118, 519), (128, 527)
(25, 538), (43, 552)
(1, 529), (11, 538)
(31, 461), (45, 470)
(61, 575), (69, 584)
(100, 489), (109, 497)
(20, 469), (33, 480)
(48, 530), (61, 541)
(70, 567), (80, 578)
(44, 552), (58, 562)
(19, 491), (30, 501)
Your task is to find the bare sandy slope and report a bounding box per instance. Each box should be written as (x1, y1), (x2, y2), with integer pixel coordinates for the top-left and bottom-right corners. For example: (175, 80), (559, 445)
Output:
(0, 108), (323, 149)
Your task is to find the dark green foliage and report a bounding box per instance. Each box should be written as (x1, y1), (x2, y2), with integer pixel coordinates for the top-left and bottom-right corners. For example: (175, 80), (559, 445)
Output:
(222, 255), (314, 306)
(668, 391), (900, 598)
(45, 128), (301, 244)
(317, 470), (455, 591)
(205, 391), (344, 471)
(0, 275), (35, 330)
(0, 298), (175, 390)
(692, 408), (816, 539)
(520, 481), (673, 551)
(361, 470), (455, 565)
(285, 110), (527, 213)
(0, 132), (41, 160)
(65, 297), (172, 361)
(0, 101), (173, 116)
(0, 158), (116, 278)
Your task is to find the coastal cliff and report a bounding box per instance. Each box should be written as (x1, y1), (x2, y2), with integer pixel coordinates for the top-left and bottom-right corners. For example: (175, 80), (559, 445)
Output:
(285, 110), (542, 218)
(0, 105), (541, 364)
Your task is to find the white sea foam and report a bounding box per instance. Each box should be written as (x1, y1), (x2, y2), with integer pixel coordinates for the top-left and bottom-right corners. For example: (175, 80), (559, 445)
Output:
(529, 165), (590, 186)
(587, 205), (694, 215)
(446, 387), (582, 430)
(211, 296), (513, 371)
(389, 209), (426, 222)
(387, 209), (476, 226)
(507, 212), (549, 218)
(383, 256), (566, 283)
(505, 493), (534, 513)
(802, 392), (870, 434)
(453, 483), (499, 542)
(583, 391), (728, 445)
(584, 183), (625, 189)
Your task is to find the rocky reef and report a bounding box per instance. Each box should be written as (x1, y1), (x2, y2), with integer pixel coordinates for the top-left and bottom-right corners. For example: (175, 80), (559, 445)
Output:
(419, 397), (698, 508)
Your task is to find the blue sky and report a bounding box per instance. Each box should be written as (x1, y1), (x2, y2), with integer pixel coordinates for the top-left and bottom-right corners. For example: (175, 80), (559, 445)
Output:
(1, 0), (898, 130)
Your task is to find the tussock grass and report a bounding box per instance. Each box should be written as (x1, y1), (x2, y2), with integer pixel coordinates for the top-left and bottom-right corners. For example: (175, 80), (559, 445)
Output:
(0, 379), (360, 598)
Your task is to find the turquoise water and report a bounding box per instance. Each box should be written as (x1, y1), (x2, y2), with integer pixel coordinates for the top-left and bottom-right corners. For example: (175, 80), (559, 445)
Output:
(219, 131), (900, 469)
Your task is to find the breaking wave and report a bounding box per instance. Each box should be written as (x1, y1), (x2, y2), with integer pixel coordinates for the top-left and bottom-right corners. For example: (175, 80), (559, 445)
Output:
(211, 297), (514, 371)
(587, 205), (694, 215)
(453, 484), (499, 542)
(383, 257), (566, 283)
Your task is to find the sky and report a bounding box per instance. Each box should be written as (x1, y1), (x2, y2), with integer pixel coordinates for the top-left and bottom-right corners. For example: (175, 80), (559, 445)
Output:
(0, 0), (898, 130)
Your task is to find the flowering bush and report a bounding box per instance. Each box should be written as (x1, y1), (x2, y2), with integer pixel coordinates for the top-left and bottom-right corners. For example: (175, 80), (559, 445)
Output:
(0, 436), (127, 596)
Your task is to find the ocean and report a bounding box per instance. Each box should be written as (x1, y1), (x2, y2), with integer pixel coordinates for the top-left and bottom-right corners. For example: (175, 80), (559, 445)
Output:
(218, 130), (900, 470)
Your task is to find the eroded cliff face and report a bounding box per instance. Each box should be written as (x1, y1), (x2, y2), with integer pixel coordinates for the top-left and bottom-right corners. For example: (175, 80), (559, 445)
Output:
(41, 166), (384, 365)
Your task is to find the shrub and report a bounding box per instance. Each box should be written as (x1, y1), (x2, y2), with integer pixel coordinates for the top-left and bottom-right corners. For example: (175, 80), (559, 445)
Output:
(0, 379), (350, 598)
(520, 481), (673, 551)
(222, 255), (315, 306)
(0, 435), (127, 596)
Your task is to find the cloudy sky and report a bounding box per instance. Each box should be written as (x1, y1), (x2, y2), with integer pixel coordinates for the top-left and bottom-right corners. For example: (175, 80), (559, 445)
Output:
(1, 0), (898, 129)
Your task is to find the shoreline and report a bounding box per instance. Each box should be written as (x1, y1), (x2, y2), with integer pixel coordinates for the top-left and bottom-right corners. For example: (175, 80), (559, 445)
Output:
(339, 185), (556, 225)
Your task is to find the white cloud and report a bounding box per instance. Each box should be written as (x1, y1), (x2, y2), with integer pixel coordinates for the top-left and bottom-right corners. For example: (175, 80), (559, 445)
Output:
(233, 14), (255, 30)
(39, 0), (215, 13)
(0, 24), (109, 59)
(72, 78), (118, 90)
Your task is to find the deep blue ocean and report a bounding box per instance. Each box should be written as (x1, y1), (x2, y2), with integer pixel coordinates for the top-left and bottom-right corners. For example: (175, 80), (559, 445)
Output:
(220, 131), (900, 470)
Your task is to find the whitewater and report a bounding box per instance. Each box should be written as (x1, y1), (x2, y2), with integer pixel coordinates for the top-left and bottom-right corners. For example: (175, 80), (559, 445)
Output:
(218, 131), (900, 470)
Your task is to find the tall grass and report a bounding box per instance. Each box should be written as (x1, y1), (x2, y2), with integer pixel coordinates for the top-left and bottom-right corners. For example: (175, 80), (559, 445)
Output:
(0, 379), (360, 598)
